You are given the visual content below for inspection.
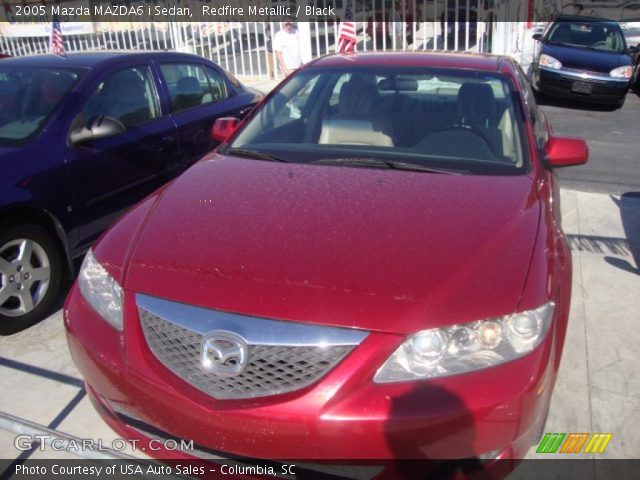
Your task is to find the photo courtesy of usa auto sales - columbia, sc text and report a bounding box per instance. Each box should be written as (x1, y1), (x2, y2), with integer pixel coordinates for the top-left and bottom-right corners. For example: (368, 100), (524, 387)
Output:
(14, 463), (297, 476)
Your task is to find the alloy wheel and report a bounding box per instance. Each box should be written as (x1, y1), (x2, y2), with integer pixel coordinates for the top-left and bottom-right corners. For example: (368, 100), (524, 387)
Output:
(0, 238), (51, 317)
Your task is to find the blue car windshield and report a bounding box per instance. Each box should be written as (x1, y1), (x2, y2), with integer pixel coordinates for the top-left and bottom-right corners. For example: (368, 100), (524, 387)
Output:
(0, 67), (83, 143)
(547, 22), (626, 53)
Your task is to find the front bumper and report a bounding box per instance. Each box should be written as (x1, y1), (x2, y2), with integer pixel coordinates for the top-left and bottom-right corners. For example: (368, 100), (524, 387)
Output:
(532, 65), (630, 104)
(65, 284), (558, 462)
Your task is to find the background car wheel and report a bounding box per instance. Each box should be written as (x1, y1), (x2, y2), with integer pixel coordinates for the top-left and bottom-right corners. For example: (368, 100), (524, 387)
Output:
(0, 224), (63, 334)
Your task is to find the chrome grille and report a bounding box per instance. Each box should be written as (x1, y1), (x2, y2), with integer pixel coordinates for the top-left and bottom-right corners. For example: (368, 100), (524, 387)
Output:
(137, 294), (367, 400)
(558, 66), (611, 84)
(563, 66), (608, 76)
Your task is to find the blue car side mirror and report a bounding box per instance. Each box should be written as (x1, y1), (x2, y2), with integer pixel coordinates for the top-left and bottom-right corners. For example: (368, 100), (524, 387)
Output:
(69, 115), (126, 146)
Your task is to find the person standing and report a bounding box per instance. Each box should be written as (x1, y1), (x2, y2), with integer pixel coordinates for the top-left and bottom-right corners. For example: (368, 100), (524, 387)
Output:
(273, 21), (302, 77)
(389, 0), (406, 49)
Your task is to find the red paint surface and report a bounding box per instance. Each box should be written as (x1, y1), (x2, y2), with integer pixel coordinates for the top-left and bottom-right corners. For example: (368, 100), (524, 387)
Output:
(65, 53), (582, 464)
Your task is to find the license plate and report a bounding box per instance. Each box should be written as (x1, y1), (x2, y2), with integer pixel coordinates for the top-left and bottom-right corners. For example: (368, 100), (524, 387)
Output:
(572, 81), (592, 94)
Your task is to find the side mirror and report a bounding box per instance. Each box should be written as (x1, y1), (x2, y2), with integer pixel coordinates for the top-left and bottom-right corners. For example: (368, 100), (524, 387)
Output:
(532, 33), (543, 41)
(628, 45), (639, 54)
(545, 136), (589, 168)
(70, 116), (126, 145)
(211, 117), (241, 143)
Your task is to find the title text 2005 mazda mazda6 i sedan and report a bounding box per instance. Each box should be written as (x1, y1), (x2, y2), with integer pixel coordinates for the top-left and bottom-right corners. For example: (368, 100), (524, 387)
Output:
(65, 52), (588, 470)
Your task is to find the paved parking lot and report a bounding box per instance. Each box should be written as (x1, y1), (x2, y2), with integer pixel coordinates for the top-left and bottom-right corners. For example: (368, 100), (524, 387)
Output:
(527, 189), (640, 459)
(1, 83), (639, 471)
(540, 90), (640, 195)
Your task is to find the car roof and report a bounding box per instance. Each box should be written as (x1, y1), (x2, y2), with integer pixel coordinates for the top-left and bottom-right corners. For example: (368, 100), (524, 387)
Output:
(554, 14), (619, 25)
(0, 51), (213, 69)
(308, 51), (504, 72)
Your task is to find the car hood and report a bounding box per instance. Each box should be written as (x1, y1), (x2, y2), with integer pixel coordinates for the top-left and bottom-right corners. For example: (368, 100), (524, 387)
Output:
(125, 155), (541, 335)
(542, 43), (631, 72)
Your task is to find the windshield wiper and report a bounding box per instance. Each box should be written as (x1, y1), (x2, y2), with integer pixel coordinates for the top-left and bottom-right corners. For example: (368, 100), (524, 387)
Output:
(309, 157), (465, 174)
(225, 148), (290, 163)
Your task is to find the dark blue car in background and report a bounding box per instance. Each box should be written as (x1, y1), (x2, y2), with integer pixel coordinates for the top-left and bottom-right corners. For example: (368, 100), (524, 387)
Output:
(531, 15), (637, 107)
(0, 52), (261, 332)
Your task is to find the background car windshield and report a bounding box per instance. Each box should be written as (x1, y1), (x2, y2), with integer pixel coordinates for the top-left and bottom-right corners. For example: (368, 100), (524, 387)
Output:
(0, 67), (82, 143)
(229, 67), (526, 173)
(547, 22), (626, 52)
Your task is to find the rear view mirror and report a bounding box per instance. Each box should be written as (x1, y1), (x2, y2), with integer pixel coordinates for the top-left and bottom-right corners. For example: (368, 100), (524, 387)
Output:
(532, 33), (543, 41)
(545, 136), (589, 168)
(211, 117), (241, 143)
(70, 116), (126, 145)
(378, 78), (419, 91)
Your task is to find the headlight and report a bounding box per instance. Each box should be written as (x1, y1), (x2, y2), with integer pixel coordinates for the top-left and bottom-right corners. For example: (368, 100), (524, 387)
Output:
(374, 303), (554, 383)
(610, 65), (633, 79)
(539, 54), (562, 70)
(78, 250), (123, 330)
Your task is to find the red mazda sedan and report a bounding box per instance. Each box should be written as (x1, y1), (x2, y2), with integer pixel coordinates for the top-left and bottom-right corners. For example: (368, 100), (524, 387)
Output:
(65, 52), (588, 468)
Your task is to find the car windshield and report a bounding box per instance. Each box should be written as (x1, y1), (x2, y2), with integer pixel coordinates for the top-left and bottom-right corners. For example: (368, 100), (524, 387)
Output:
(547, 21), (626, 52)
(227, 66), (527, 174)
(0, 66), (83, 144)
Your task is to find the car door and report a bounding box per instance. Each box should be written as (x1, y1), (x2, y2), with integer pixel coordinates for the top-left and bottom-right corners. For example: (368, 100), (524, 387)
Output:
(156, 61), (254, 171)
(63, 63), (178, 250)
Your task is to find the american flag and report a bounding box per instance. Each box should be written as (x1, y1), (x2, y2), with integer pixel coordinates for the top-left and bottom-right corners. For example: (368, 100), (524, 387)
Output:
(337, 0), (357, 53)
(49, 15), (65, 57)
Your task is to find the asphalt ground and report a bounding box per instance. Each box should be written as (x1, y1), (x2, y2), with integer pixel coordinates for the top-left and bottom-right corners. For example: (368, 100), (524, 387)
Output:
(539, 88), (640, 196)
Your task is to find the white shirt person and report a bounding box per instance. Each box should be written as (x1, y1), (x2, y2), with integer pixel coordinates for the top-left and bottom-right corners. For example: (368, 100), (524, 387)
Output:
(273, 22), (302, 77)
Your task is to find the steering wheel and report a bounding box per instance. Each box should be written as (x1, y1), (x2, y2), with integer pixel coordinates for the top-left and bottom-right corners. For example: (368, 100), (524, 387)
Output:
(432, 124), (489, 143)
(428, 124), (501, 157)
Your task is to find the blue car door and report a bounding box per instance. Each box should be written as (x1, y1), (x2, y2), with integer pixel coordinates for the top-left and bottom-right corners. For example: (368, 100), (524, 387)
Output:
(63, 62), (178, 250)
(155, 60), (254, 170)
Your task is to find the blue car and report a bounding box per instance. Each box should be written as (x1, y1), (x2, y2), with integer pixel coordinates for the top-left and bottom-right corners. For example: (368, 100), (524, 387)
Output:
(531, 15), (635, 107)
(0, 52), (262, 331)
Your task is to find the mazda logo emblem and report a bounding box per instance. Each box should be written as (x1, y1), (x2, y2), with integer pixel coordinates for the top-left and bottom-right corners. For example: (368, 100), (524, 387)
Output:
(201, 331), (248, 377)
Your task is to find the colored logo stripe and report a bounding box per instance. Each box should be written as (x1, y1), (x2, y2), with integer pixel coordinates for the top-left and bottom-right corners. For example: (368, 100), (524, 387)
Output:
(537, 433), (613, 454)
(560, 433), (589, 453)
(584, 433), (613, 454)
(537, 433), (566, 453)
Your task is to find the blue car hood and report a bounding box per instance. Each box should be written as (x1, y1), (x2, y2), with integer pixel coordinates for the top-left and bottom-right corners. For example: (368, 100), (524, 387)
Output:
(542, 43), (631, 72)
